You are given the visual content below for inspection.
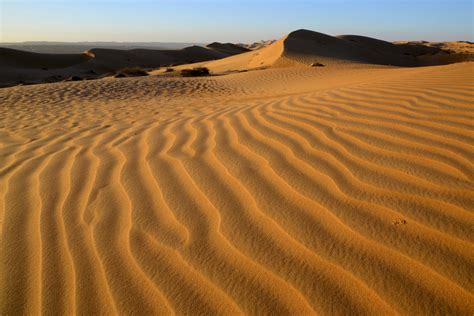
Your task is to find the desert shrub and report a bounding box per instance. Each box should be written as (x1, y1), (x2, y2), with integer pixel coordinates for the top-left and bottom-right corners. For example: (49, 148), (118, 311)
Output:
(310, 62), (325, 67)
(180, 67), (210, 77)
(115, 67), (149, 78)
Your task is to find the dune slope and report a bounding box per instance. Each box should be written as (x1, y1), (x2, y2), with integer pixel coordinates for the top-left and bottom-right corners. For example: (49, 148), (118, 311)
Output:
(1, 62), (474, 315)
(198, 29), (473, 73)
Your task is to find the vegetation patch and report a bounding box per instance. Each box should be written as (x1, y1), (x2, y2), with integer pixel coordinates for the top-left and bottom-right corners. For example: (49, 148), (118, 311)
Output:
(180, 67), (210, 77)
(114, 67), (149, 78)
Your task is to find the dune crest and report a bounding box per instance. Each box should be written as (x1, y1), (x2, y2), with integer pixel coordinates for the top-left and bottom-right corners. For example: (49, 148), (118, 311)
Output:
(197, 29), (474, 73)
(0, 44), (240, 87)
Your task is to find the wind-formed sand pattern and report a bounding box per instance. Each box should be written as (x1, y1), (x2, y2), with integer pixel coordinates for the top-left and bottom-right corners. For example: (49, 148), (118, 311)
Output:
(1, 30), (474, 315)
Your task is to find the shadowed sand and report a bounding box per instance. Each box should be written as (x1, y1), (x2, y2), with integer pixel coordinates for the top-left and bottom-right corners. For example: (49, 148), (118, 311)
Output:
(0, 43), (248, 87)
(1, 30), (474, 315)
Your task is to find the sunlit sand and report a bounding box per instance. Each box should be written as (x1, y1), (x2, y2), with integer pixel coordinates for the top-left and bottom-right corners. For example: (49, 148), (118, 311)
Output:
(1, 29), (473, 314)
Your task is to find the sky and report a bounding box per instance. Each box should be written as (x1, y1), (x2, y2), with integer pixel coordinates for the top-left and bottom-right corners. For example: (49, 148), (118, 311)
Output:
(1, 0), (473, 43)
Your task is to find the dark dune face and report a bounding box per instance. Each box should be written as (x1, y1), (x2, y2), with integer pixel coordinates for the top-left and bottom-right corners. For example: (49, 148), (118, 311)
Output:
(0, 44), (243, 87)
(0, 47), (93, 68)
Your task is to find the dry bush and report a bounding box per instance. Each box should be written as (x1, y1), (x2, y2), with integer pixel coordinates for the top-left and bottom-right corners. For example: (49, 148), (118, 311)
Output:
(180, 67), (210, 77)
(115, 67), (149, 78)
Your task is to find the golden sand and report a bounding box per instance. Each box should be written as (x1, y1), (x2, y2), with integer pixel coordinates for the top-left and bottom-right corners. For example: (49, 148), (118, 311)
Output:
(1, 30), (473, 314)
(1, 61), (473, 314)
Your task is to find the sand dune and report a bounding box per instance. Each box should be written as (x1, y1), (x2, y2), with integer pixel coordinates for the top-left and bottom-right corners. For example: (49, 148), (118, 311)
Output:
(0, 42), (201, 54)
(0, 47), (94, 68)
(0, 44), (239, 87)
(394, 40), (474, 54)
(1, 54), (473, 314)
(238, 40), (276, 50)
(207, 42), (251, 55)
(4, 30), (472, 88)
(165, 30), (471, 76)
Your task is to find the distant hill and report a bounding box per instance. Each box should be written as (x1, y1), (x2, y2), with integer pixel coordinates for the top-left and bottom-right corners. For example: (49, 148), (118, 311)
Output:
(0, 43), (246, 87)
(206, 42), (250, 55)
(0, 42), (204, 54)
(237, 40), (276, 50)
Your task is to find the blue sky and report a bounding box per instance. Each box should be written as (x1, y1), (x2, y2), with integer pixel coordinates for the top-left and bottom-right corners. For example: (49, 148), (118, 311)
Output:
(1, 0), (473, 43)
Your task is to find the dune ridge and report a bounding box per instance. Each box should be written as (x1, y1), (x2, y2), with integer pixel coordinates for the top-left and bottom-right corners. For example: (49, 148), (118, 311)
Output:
(3, 29), (473, 88)
(0, 44), (239, 87)
(1, 60), (473, 314)
(193, 29), (473, 73)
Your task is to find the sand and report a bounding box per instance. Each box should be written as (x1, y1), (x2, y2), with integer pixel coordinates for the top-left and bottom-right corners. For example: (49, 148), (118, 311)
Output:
(1, 30), (474, 315)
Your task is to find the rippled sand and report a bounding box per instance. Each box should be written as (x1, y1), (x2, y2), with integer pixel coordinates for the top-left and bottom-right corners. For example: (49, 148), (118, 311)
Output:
(1, 62), (473, 314)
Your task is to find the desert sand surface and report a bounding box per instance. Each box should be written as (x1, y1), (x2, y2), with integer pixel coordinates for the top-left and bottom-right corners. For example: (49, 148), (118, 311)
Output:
(1, 29), (474, 315)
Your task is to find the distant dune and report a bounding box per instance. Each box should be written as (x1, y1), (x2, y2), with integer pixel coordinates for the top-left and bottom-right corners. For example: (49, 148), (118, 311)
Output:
(207, 42), (250, 55)
(0, 42), (202, 53)
(238, 40), (276, 50)
(0, 44), (241, 87)
(2, 30), (472, 87)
